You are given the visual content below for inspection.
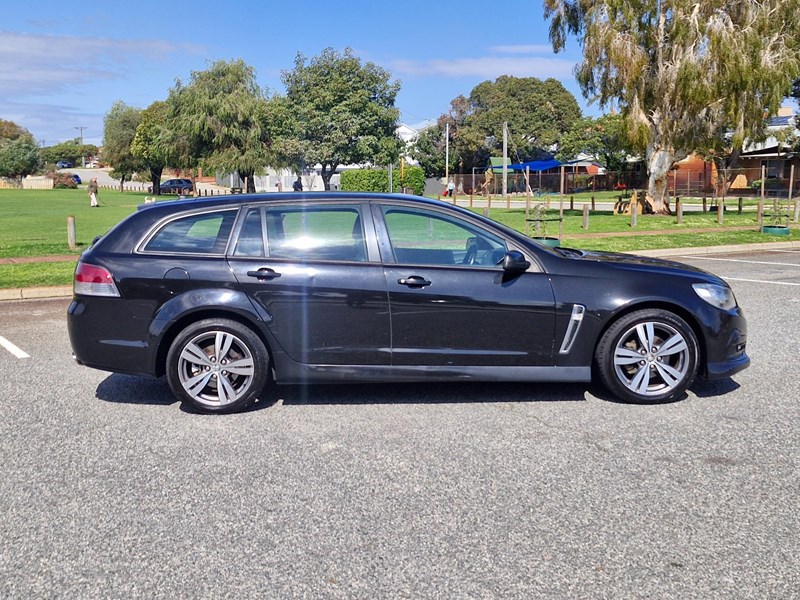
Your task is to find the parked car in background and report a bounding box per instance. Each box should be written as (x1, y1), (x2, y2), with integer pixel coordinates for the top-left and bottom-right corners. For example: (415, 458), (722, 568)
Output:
(56, 160), (73, 169)
(68, 192), (749, 414)
(159, 178), (194, 194)
(70, 174), (82, 185)
(86, 160), (101, 168)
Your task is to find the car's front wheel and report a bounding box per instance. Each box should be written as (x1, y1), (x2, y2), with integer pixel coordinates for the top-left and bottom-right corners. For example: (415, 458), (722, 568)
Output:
(166, 319), (269, 413)
(595, 309), (699, 404)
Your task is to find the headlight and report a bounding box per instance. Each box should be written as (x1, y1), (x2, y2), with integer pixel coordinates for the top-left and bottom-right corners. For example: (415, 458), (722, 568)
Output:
(692, 283), (736, 310)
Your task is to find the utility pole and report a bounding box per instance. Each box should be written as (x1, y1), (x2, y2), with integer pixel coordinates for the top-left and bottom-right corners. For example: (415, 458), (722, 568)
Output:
(445, 122), (450, 181)
(502, 122), (508, 199)
(74, 126), (86, 166)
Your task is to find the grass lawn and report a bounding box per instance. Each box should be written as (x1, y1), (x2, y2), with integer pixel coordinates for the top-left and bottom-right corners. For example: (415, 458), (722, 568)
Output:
(0, 188), (150, 257)
(0, 188), (794, 289)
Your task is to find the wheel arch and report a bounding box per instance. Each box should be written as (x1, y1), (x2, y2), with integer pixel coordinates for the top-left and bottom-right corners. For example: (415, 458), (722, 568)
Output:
(593, 300), (707, 372)
(154, 308), (274, 378)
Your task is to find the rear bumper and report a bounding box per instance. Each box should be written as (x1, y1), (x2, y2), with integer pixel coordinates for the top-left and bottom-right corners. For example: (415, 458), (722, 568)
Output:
(68, 298), (157, 377)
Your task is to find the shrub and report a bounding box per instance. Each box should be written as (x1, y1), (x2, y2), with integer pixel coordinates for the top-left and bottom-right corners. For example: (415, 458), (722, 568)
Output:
(340, 165), (425, 196)
(50, 171), (78, 189)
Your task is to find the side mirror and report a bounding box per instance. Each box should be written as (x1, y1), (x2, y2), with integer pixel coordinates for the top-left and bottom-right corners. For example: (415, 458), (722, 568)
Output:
(502, 250), (530, 273)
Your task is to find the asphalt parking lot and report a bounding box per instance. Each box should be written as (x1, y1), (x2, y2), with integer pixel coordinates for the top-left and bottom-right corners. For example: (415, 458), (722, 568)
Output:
(0, 248), (798, 598)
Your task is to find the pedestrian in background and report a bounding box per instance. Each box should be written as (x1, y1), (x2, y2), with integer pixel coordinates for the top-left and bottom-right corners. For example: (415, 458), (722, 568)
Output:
(88, 177), (99, 207)
(292, 176), (303, 192)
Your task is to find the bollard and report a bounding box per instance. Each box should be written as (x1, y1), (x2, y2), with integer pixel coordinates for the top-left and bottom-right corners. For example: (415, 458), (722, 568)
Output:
(676, 198), (683, 224)
(67, 216), (76, 251)
(582, 204), (590, 229)
(738, 197), (743, 214)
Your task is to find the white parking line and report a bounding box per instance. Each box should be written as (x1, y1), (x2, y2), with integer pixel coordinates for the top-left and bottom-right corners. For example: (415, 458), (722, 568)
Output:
(0, 336), (30, 359)
(720, 277), (800, 287)
(679, 256), (800, 267)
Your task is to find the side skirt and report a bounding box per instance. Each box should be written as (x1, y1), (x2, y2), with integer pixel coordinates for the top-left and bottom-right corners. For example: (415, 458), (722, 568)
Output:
(275, 365), (592, 385)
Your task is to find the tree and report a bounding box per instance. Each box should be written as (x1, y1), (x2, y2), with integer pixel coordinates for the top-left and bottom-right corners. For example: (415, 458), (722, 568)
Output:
(461, 76), (582, 164)
(163, 59), (276, 193)
(411, 123), (449, 178)
(131, 101), (169, 195)
(39, 140), (97, 167)
(281, 47), (402, 190)
(103, 101), (143, 191)
(0, 122), (39, 181)
(545, 0), (800, 213)
(556, 113), (631, 171)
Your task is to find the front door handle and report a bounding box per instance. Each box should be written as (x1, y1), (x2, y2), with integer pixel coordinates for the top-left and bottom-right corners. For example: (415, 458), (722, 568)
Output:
(398, 275), (431, 288)
(247, 268), (281, 280)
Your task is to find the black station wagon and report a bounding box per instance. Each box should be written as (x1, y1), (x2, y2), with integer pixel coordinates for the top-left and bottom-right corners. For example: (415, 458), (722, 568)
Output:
(68, 192), (749, 413)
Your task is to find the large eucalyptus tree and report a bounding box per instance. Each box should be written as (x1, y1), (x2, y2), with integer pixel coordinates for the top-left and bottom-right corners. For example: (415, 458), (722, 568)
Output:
(544, 0), (800, 212)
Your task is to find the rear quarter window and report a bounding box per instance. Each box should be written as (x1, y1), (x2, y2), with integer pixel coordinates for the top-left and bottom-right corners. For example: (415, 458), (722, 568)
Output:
(142, 209), (237, 254)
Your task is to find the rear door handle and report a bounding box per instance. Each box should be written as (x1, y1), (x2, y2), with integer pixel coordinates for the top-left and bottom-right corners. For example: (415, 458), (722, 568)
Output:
(398, 275), (431, 288)
(247, 268), (281, 280)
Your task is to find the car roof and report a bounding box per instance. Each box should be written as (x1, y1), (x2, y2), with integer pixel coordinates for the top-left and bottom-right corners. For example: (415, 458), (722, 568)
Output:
(137, 192), (456, 213)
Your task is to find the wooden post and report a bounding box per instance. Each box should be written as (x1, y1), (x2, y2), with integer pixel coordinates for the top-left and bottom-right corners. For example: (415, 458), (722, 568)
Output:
(630, 193), (638, 228)
(582, 204), (590, 229)
(738, 197), (743, 214)
(761, 165), (766, 200)
(717, 197), (724, 224)
(488, 194), (492, 209)
(67, 216), (76, 251)
(758, 199), (764, 230)
(794, 198), (799, 223)
(702, 197), (707, 212)
(676, 197), (683, 224)
(506, 195), (510, 209)
(591, 195), (595, 211)
(469, 192), (473, 208)
(569, 195), (574, 211)
(482, 207), (490, 218)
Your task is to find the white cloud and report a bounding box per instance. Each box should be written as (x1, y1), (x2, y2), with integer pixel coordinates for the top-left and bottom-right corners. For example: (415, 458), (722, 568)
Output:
(488, 44), (555, 54)
(0, 30), (204, 98)
(391, 56), (576, 79)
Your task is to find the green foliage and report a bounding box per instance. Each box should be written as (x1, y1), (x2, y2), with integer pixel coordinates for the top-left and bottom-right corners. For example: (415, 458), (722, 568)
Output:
(103, 101), (143, 185)
(131, 101), (169, 193)
(0, 134), (40, 180)
(339, 165), (424, 195)
(163, 59), (276, 192)
(544, 0), (800, 211)
(410, 124), (448, 178)
(556, 114), (631, 171)
(281, 48), (402, 189)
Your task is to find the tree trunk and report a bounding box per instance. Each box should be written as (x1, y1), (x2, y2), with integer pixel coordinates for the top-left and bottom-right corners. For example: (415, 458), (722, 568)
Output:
(238, 169), (256, 193)
(321, 164), (337, 191)
(150, 167), (163, 196)
(646, 145), (674, 214)
(119, 174), (127, 193)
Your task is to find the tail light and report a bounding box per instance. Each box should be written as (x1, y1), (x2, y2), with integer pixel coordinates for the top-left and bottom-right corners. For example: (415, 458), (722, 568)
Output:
(74, 262), (120, 297)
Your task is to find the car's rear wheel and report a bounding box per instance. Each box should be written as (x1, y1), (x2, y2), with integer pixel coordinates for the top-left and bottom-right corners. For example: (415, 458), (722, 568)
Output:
(595, 309), (699, 404)
(166, 319), (269, 413)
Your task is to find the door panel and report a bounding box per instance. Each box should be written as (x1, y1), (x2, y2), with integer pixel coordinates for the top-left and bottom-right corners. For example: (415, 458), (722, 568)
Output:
(229, 204), (390, 366)
(378, 205), (556, 366)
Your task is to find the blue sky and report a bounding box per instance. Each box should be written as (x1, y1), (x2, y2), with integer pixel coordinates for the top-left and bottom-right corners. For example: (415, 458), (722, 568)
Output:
(1, 0), (593, 147)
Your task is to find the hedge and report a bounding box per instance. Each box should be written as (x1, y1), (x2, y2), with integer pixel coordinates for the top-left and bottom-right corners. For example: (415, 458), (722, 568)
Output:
(340, 166), (425, 196)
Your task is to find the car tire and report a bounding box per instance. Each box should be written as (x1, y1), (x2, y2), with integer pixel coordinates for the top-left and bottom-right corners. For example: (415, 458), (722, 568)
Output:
(166, 318), (269, 413)
(595, 308), (699, 404)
